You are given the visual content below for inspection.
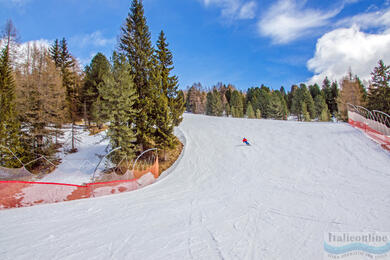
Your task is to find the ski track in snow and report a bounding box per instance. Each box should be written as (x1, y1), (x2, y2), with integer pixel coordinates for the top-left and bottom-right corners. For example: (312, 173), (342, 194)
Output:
(1, 114), (390, 259)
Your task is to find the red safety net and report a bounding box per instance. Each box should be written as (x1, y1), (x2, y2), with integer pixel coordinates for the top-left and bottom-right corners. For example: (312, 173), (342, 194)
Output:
(0, 157), (159, 210)
(348, 112), (390, 151)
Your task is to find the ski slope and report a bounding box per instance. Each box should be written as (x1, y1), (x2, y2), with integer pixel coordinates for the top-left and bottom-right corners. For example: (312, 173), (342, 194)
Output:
(1, 114), (390, 259)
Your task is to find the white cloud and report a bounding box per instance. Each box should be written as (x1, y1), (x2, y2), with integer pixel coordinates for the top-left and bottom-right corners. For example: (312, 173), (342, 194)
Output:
(70, 31), (115, 48)
(0, 0), (31, 7)
(258, 0), (340, 44)
(239, 1), (256, 19)
(336, 8), (390, 30)
(307, 26), (390, 85)
(201, 0), (257, 20)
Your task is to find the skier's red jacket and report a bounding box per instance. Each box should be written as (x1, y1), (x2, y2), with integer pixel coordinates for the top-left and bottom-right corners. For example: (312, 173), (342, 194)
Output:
(243, 138), (247, 143)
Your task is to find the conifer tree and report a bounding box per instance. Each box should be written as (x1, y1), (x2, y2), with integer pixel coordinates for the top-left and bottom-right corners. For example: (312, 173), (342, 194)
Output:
(17, 45), (65, 159)
(246, 102), (255, 118)
(302, 102), (311, 121)
(309, 84), (321, 99)
(256, 109), (262, 119)
(171, 90), (185, 126)
(230, 90), (244, 117)
(225, 102), (231, 117)
(49, 39), (61, 68)
(0, 45), (23, 167)
(314, 95), (330, 121)
(98, 53), (138, 162)
(83, 53), (110, 125)
(119, 0), (156, 151)
(291, 84), (315, 121)
(155, 30), (185, 126)
(338, 75), (365, 120)
(368, 60), (390, 115)
(206, 92), (213, 115)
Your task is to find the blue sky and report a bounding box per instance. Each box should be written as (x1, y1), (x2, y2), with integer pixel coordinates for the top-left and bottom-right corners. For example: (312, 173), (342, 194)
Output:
(1, 0), (390, 91)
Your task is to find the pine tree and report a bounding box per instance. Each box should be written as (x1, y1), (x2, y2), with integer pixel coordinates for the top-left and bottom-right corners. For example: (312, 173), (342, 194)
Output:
(302, 102), (311, 122)
(246, 102), (255, 118)
(98, 53), (138, 162)
(291, 84), (315, 121)
(368, 60), (390, 115)
(314, 95), (330, 121)
(155, 30), (185, 127)
(230, 90), (244, 117)
(309, 84), (321, 99)
(119, 0), (156, 151)
(0, 45), (23, 167)
(225, 102), (231, 117)
(171, 90), (185, 126)
(49, 39), (61, 68)
(322, 77), (339, 116)
(83, 53), (110, 125)
(206, 92), (213, 115)
(256, 109), (262, 119)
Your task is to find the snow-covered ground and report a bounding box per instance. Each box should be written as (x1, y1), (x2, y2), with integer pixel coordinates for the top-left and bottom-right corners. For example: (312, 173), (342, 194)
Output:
(1, 114), (389, 259)
(41, 128), (109, 185)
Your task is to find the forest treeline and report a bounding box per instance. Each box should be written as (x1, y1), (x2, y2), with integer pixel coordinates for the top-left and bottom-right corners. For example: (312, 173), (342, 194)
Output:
(185, 62), (390, 122)
(0, 0), (185, 168)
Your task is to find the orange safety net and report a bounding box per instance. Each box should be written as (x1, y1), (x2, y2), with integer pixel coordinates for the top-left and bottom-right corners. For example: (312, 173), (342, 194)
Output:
(0, 157), (159, 210)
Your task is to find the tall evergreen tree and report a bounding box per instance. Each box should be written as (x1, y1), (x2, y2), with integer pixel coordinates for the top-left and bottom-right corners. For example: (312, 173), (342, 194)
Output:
(49, 39), (61, 68)
(255, 109), (262, 119)
(309, 84), (321, 99)
(119, 0), (156, 151)
(155, 30), (185, 127)
(368, 60), (390, 115)
(291, 84), (315, 121)
(83, 53), (110, 125)
(314, 95), (330, 121)
(0, 45), (23, 167)
(230, 90), (244, 118)
(98, 53), (138, 162)
(246, 102), (255, 119)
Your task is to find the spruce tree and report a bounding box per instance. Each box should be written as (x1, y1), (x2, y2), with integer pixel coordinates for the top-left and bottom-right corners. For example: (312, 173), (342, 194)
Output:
(155, 30), (185, 127)
(246, 102), (255, 118)
(171, 90), (186, 125)
(368, 60), (390, 115)
(83, 53), (110, 125)
(230, 90), (244, 117)
(206, 92), (213, 115)
(256, 109), (262, 119)
(302, 102), (311, 122)
(49, 39), (61, 68)
(98, 53), (138, 162)
(225, 102), (231, 117)
(120, 0), (156, 151)
(0, 45), (23, 167)
(314, 95), (330, 121)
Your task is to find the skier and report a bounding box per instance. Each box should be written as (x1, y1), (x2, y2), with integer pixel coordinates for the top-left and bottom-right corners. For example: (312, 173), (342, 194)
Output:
(242, 137), (250, 146)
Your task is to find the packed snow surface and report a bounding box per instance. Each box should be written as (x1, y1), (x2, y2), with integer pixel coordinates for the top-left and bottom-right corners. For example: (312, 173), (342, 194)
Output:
(1, 114), (390, 259)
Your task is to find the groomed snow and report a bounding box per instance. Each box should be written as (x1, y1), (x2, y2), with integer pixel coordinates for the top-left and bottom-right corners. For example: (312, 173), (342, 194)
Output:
(1, 114), (389, 259)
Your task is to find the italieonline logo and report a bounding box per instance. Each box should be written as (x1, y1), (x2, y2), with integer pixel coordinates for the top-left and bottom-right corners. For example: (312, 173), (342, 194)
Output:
(324, 232), (390, 259)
